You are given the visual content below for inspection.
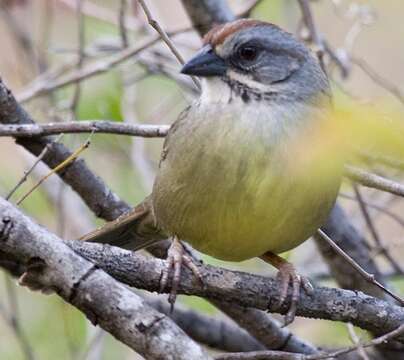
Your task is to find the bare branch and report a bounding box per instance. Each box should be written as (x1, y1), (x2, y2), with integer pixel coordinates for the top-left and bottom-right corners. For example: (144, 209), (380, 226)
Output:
(2, 202), (404, 345)
(347, 323), (370, 360)
(316, 229), (404, 305)
(15, 132), (93, 206)
(68, 0), (86, 116)
(17, 29), (187, 103)
(137, 0), (200, 89)
(215, 323), (404, 359)
(297, 0), (323, 53)
(297, 0), (351, 77)
(218, 305), (318, 355)
(0, 122), (169, 138)
(0, 197), (211, 360)
(1, 275), (35, 360)
(118, 0), (129, 48)
(352, 57), (404, 105)
(339, 192), (404, 229)
(63, 239), (404, 338)
(352, 184), (403, 274)
(148, 298), (265, 352)
(59, 0), (140, 31)
(215, 350), (302, 360)
(345, 166), (404, 198)
(5, 134), (64, 200)
(317, 204), (390, 298)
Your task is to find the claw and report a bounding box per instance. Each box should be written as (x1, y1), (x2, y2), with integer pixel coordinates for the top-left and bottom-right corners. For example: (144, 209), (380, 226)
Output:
(277, 262), (312, 326)
(261, 252), (312, 326)
(159, 237), (203, 311)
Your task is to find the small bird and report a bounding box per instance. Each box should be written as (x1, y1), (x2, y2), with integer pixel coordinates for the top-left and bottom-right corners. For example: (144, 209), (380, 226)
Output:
(81, 19), (342, 325)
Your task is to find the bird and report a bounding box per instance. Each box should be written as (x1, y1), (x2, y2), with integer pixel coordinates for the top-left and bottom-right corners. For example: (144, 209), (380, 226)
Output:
(81, 19), (342, 325)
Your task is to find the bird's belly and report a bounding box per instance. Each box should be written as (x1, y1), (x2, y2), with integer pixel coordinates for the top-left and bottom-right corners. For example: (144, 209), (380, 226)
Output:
(153, 146), (339, 261)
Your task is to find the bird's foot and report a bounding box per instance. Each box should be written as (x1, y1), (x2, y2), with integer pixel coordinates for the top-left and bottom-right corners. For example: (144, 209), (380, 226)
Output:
(261, 252), (313, 326)
(159, 236), (203, 311)
(275, 261), (313, 326)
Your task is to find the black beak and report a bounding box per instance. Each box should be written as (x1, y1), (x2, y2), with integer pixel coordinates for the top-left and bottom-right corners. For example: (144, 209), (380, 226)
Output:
(181, 45), (227, 77)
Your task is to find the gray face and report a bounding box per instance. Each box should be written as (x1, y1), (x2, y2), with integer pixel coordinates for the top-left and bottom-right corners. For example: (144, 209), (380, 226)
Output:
(182, 24), (331, 103)
(218, 25), (330, 101)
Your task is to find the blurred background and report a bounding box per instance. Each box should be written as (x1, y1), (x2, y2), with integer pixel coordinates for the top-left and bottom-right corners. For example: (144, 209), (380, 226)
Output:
(1, 0), (404, 359)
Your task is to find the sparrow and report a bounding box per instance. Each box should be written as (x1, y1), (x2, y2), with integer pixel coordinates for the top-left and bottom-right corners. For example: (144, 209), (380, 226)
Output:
(81, 19), (342, 325)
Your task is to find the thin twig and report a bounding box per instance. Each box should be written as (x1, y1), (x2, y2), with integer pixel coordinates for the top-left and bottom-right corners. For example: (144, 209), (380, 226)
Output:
(59, 0), (141, 31)
(0, 122), (169, 138)
(0, 3), (39, 78)
(345, 165), (404, 198)
(347, 323), (370, 360)
(137, 0), (200, 90)
(323, 40), (351, 78)
(6, 134), (64, 200)
(17, 29), (188, 103)
(352, 184), (404, 274)
(2, 275), (36, 360)
(352, 57), (404, 105)
(215, 324), (404, 359)
(118, 0), (129, 48)
(297, 0), (324, 63)
(16, 132), (94, 205)
(309, 323), (404, 359)
(316, 229), (404, 306)
(77, 328), (105, 360)
(297, 0), (351, 77)
(69, 0), (86, 116)
(339, 192), (404, 228)
(214, 350), (301, 360)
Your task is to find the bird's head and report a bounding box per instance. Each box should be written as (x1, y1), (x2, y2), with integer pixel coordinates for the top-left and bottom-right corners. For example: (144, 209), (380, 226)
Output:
(181, 19), (330, 104)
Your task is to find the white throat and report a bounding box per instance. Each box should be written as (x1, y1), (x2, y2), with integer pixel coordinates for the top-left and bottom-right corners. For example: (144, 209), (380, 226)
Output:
(199, 78), (233, 105)
(199, 72), (278, 107)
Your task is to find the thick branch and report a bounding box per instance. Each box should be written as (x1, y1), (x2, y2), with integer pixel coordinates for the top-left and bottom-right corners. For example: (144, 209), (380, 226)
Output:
(51, 245), (404, 343)
(217, 305), (318, 355)
(2, 199), (404, 345)
(0, 197), (210, 360)
(64, 240), (404, 339)
(0, 251), (264, 354)
(148, 298), (265, 352)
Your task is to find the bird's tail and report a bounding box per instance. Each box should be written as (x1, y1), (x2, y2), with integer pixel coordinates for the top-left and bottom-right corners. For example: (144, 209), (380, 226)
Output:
(79, 196), (167, 250)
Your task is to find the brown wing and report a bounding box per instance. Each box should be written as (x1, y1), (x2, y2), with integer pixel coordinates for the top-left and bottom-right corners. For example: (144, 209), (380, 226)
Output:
(79, 197), (167, 250)
(80, 108), (192, 249)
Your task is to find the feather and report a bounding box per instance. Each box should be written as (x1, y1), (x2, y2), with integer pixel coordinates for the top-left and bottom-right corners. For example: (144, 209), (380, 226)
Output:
(79, 196), (167, 250)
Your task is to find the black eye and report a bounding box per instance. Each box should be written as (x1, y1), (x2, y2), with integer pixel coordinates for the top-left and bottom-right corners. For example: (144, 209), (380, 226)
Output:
(238, 46), (258, 62)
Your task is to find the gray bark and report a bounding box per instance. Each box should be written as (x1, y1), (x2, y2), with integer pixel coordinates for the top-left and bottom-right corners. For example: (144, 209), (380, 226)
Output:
(0, 197), (211, 360)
